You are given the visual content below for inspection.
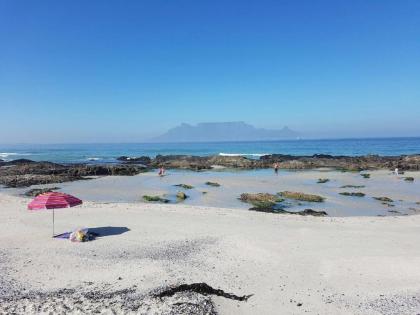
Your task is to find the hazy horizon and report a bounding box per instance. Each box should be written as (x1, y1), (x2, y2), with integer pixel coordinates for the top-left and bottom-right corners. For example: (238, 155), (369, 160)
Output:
(1, 1), (419, 144)
(1, 120), (420, 145)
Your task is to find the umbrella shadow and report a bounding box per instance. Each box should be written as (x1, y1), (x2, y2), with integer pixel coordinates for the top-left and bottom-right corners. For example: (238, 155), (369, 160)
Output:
(88, 226), (130, 238)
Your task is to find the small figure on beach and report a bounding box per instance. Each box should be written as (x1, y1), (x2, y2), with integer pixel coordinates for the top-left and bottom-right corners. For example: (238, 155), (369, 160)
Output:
(394, 168), (399, 176)
(273, 163), (279, 174)
(158, 166), (166, 177)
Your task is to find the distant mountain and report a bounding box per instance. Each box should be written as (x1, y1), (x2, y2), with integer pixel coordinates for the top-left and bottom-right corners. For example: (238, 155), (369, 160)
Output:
(151, 122), (300, 142)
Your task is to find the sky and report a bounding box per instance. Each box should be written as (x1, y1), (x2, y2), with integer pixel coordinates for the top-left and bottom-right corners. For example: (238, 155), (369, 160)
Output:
(0, 0), (419, 143)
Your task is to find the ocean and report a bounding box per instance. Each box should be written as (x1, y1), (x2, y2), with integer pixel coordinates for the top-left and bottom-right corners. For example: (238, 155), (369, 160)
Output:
(0, 137), (419, 164)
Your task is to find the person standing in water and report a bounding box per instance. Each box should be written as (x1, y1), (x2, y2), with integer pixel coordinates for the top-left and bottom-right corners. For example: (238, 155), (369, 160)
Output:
(273, 163), (279, 174)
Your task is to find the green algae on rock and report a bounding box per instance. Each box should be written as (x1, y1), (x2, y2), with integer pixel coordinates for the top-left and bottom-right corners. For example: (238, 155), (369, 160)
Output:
(143, 195), (170, 203)
(278, 191), (325, 202)
(339, 192), (365, 197)
(317, 178), (329, 184)
(174, 184), (194, 189)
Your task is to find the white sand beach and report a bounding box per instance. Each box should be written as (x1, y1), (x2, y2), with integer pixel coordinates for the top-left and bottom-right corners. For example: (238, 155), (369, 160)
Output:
(1, 191), (420, 314)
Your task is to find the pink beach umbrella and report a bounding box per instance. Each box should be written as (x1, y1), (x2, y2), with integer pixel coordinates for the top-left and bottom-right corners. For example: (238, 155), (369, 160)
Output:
(28, 192), (83, 237)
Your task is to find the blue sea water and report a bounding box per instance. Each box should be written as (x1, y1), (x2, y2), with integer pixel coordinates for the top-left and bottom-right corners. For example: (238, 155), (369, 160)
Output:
(0, 138), (419, 164)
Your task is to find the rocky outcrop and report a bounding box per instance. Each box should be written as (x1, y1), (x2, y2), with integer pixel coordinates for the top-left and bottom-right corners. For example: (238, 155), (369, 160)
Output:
(249, 206), (328, 216)
(260, 154), (420, 171)
(279, 191), (325, 202)
(118, 154), (420, 171)
(2, 153), (420, 187)
(239, 193), (283, 204)
(176, 191), (188, 200)
(151, 155), (212, 170)
(116, 156), (151, 165)
(0, 160), (147, 188)
(24, 187), (60, 197)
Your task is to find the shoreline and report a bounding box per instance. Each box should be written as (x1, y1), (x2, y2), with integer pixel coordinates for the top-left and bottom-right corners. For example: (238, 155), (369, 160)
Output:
(1, 193), (420, 314)
(2, 161), (420, 218)
(0, 153), (419, 189)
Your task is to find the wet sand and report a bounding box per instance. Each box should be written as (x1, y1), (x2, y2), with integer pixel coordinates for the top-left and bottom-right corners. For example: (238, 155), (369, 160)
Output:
(6, 168), (420, 217)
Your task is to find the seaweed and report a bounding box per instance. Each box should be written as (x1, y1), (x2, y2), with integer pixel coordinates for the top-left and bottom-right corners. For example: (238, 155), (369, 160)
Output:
(174, 184), (194, 189)
(317, 178), (329, 184)
(142, 195), (170, 203)
(205, 182), (220, 187)
(278, 191), (325, 202)
(339, 192), (365, 197)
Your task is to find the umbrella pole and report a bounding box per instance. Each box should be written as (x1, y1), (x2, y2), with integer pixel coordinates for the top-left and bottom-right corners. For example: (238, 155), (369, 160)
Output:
(52, 209), (55, 238)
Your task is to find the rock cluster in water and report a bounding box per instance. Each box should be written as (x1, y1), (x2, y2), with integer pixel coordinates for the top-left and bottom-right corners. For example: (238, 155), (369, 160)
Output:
(125, 153), (420, 171)
(0, 160), (147, 188)
(1, 153), (420, 188)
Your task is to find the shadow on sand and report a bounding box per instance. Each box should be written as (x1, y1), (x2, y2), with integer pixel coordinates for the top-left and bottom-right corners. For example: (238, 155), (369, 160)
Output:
(88, 226), (130, 237)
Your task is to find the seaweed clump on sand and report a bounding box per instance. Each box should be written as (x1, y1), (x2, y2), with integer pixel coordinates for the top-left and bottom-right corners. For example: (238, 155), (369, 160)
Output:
(339, 192), (365, 197)
(174, 184), (194, 189)
(278, 191), (325, 202)
(205, 182), (220, 187)
(155, 282), (253, 302)
(361, 173), (371, 179)
(317, 178), (329, 184)
(142, 195), (170, 203)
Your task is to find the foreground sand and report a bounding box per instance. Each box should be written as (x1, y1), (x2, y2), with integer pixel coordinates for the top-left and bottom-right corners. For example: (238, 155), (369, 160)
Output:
(1, 193), (420, 314)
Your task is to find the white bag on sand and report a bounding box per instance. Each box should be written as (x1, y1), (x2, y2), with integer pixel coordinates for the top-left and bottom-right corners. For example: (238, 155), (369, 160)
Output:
(69, 228), (89, 242)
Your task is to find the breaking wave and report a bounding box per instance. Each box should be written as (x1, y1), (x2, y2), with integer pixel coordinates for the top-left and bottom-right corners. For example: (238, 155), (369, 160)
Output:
(218, 153), (269, 157)
(0, 152), (32, 160)
(87, 157), (102, 161)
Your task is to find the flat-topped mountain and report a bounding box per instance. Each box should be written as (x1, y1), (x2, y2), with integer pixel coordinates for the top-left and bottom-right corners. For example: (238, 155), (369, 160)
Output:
(152, 122), (299, 142)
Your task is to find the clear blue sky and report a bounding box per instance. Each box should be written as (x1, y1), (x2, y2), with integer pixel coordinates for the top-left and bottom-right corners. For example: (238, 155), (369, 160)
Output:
(0, 0), (419, 143)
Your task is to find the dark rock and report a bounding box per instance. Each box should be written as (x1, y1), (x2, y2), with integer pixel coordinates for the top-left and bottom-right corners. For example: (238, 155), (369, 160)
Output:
(373, 196), (393, 202)
(116, 156), (151, 165)
(152, 155), (212, 170)
(279, 191), (325, 202)
(296, 209), (328, 216)
(205, 181), (221, 187)
(249, 203), (281, 212)
(249, 207), (327, 216)
(24, 187), (60, 197)
(142, 195), (170, 203)
(239, 193), (283, 204)
(110, 153), (420, 171)
(0, 160), (147, 188)
(176, 192), (188, 200)
(3, 159), (36, 165)
(317, 178), (329, 183)
(404, 177), (414, 182)
(340, 185), (365, 188)
(174, 184), (194, 189)
(339, 192), (365, 197)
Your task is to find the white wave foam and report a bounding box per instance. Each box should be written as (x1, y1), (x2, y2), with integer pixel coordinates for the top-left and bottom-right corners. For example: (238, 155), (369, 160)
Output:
(87, 157), (101, 161)
(0, 152), (31, 159)
(219, 153), (269, 157)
